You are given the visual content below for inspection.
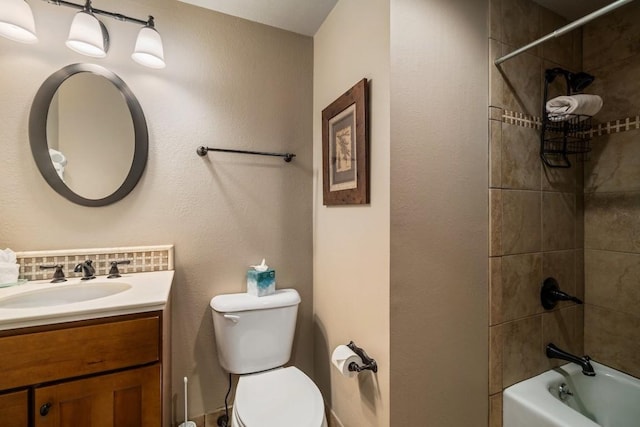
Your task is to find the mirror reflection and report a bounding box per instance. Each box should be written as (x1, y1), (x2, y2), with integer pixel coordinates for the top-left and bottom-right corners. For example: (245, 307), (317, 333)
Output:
(47, 73), (135, 200)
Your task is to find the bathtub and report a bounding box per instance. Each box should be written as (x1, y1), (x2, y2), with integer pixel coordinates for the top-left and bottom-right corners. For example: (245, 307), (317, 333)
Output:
(503, 361), (640, 427)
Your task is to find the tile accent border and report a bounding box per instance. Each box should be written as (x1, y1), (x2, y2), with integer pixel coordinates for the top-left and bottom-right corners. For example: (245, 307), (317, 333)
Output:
(498, 108), (640, 138)
(16, 245), (174, 281)
(587, 116), (640, 137)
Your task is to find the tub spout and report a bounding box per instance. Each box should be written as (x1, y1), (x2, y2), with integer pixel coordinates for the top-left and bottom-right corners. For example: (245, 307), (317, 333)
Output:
(546, 343), (595, 377)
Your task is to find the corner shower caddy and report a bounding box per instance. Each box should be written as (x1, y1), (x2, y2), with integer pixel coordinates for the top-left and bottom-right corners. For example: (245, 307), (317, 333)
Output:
(540, 69), (593, 168)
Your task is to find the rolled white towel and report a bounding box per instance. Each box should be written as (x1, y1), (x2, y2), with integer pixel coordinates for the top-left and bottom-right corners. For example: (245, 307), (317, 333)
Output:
(546, 94), (603, 122)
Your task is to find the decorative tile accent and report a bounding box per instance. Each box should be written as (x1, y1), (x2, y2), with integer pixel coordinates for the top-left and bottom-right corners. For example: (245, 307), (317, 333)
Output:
(502, 110), (541, 129)
(16, 245), (174, 281)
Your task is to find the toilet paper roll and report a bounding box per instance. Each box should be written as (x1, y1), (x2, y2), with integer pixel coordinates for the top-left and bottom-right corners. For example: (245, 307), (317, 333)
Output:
(331, 345), (361, 378)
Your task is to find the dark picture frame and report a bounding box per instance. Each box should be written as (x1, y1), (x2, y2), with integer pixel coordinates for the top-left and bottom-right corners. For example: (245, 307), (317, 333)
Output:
(321, 78), (369, 205)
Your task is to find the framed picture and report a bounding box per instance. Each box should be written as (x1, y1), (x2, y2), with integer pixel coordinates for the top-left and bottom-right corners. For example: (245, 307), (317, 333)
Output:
(322, 78), (369, 205)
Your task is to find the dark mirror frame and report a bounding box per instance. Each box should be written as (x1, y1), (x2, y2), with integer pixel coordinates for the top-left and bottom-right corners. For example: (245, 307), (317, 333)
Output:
(29, 63), (148, 207)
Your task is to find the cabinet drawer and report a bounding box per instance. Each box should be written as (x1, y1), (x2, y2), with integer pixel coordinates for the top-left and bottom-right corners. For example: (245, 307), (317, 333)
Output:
(0, 314), (160, 390)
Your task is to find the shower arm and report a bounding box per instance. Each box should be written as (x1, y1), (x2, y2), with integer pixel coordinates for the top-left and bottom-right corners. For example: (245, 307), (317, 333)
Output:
(495, 0), (635, 65)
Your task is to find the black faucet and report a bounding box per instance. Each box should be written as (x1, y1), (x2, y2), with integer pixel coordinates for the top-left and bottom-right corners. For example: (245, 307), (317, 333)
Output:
(546, 343), (595, 376)
(74, 259), (96, 280)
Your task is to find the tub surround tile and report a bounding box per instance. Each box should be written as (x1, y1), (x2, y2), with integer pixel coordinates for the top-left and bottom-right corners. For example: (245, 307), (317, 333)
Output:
(575, 189), (584, 250)
(502, 316), (546, 388)
(585, 305), (640, 378)
(502, 124), (540, 190)
(490, 120), (502, 188)
(501, 0), (541, 56)
(501, 253), (543, 322)
(490, 40), (506, 109)
(500, 48), (542, 116)
(490, 190), (503, 257)
(584, 192), (640, 252)
(502, 190), (541, 255)
(542, 162), (577, 193)
(489, 325), (504, 395)
(489, 0), (502, 40)
(575, 250), (585, 301)
(586, 56), (640, 123)
(585, 130), (640, 193)
(490, 257), (503, 326)
(542, 192), (576, 251)
(539, 8), (575, 70)
(585, 249), (640, 317)
(583, 1), (640, 71)
(489, 393), (503, 427)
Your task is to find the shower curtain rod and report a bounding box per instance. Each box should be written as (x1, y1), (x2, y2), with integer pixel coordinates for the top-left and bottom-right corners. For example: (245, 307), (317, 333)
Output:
(494, 0), (635, 66)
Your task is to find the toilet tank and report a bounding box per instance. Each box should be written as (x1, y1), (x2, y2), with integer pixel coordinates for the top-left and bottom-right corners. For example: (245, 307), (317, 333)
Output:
(210, 289), (301, 374)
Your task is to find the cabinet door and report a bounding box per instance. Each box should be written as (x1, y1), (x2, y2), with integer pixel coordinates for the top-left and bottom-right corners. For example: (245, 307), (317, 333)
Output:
(34, 364), (161, 427)
(0, 389), (29, 427)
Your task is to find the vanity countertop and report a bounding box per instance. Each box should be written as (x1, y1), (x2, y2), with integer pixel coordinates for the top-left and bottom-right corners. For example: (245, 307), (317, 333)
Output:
(0, 270), (174, 331)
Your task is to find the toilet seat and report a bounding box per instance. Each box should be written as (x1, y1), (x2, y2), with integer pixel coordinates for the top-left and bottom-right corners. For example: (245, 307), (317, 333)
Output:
(233, 367), (326, 427)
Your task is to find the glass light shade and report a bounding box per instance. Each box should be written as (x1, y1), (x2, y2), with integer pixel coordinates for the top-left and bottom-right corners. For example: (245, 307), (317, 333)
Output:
(132, 26), (165, 69)
(0, 0), (37, 43)
(65, 10), (109, 58)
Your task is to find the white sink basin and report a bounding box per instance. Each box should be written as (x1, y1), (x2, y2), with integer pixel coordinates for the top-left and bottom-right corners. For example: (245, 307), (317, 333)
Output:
(0, 281), (131, 309)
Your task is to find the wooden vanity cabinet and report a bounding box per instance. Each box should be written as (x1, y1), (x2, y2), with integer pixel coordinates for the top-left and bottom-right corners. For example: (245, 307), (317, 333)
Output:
(0, 311), (166, 427)
(0, 389), (29, 427)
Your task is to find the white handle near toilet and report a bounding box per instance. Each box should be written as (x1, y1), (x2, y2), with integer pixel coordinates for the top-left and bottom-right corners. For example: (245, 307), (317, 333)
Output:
(224, 314), (240, 323)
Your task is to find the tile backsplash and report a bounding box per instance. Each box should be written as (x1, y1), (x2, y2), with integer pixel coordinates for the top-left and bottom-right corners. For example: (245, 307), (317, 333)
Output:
(16, 245), (174, 281)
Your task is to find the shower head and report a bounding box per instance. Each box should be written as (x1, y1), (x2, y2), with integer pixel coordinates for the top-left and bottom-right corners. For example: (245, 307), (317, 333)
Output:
(545, 68), (595, 93)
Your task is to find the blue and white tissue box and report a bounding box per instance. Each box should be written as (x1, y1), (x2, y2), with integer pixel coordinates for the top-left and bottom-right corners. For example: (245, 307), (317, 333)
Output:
(247, 268), (276, 297)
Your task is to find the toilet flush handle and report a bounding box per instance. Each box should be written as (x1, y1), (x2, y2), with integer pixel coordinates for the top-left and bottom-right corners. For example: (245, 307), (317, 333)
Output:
(223, 314), (240, 323)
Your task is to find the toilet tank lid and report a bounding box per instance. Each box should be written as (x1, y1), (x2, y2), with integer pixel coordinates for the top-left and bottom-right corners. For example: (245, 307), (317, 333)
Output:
(210, 289), (300, 313)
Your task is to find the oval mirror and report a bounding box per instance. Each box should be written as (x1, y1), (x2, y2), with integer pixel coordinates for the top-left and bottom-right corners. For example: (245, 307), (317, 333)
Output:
(29, 63), (148, 207)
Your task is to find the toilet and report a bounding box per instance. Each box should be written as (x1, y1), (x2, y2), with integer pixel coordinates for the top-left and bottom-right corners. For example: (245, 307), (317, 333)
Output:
(210, 288), (328, 427)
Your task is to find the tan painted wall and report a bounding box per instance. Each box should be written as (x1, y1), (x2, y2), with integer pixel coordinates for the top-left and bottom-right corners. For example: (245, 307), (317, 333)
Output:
(390, 0), (489, 425)
(313, 0), (391, 426)
(0, 0), (312, 423)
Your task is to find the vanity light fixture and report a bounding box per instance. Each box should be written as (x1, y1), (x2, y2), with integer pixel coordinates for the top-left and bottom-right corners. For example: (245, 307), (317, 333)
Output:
(0, 0), (165, 69)
(65, 6), (109, 58)
(0, 0), (38, 43)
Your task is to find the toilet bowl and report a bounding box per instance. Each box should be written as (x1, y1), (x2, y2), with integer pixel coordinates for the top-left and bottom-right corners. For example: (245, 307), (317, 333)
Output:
(231, 367), (327, 427)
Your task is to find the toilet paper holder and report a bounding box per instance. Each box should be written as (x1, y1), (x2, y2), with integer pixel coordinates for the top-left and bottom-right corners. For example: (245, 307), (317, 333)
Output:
(346, 341), (378, 373)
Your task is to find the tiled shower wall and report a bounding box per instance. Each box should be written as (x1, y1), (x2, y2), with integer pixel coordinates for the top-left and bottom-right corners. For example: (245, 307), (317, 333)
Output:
(582, 3), (640, 379)
(488, 0), (585, 425)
